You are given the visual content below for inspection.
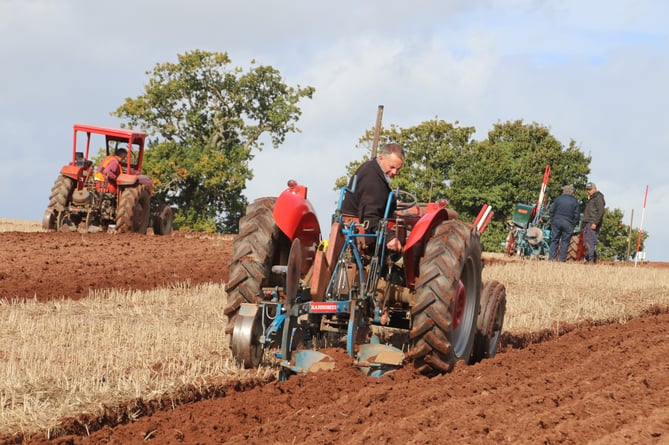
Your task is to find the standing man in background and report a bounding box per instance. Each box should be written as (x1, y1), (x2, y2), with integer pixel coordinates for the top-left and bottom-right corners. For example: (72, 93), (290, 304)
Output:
(549, 184), (580, 262)
(582, 182), (606, 263)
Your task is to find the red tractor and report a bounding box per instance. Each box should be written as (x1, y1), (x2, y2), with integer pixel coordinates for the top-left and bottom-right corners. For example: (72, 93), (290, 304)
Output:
(224, 179), (506, 379)
(42, 124), (173, 235)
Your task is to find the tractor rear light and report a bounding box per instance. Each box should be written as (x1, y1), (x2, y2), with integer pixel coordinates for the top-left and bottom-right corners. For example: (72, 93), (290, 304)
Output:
(286, 179), (308, 199)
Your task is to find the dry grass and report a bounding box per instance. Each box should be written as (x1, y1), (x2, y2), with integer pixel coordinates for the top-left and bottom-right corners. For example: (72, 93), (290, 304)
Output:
(482, 258), (669, 332)
(0, 218), (42, 233)
(0, 246), (668, 437)
(0, 283), (273, 437)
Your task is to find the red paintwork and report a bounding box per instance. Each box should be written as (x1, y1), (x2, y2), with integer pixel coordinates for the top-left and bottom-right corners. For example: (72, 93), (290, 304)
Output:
(60, 164), (87, 183)
(63, 124), (149, 194)
(118, 174), (153, 194)
(452, 280), (465, 330)
(273, 181), (322, 250)
(402, 207), (451, 288)
(310, 302), (338, 313)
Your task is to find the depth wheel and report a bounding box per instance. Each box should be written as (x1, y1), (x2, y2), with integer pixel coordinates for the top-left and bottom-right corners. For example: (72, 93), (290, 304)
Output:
(231, 308), (264, 368)
(470, 280), (506, 364)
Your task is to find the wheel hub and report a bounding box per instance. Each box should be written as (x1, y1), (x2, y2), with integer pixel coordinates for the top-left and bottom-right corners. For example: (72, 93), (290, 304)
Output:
(452, 280), (466, 330)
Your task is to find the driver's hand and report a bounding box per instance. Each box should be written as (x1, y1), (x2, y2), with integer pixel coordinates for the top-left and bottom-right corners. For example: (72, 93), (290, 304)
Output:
(386, 238), (402, 252)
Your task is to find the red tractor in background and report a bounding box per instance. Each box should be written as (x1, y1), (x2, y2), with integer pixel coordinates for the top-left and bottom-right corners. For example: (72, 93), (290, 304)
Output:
(42, 124), (173, 235)
(224, 179), (506, 380)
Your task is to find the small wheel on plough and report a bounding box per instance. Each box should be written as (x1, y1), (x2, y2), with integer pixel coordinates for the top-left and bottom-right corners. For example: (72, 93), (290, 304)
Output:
(469, 280), (506, 364)
(231, 306), (264, 369)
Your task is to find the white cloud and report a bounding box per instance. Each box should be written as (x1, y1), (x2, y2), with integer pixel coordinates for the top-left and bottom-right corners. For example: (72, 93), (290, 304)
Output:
(1, 0), (667, 260)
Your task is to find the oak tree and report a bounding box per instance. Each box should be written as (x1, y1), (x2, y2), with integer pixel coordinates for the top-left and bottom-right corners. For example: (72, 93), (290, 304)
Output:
(113, 50), (314, 232)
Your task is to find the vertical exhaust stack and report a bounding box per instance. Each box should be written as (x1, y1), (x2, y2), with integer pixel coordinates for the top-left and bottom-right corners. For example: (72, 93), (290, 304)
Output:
(371, 105), (384, 158)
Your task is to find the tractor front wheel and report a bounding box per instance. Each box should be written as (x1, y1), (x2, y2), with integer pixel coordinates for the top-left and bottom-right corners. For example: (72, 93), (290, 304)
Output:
(116, 185), (151, 234)
(42, 176), (75, 230)
(409, 220), (482, 376)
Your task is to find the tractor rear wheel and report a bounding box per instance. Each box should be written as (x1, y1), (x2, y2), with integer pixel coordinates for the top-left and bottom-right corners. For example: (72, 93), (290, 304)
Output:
(116, 185), (150, 234)
(152, 203), (174, 235)
(224, 197), (290, 337)
(410, 220), (482, 376)
(42, 176), (75, 230)
(567, 233), (581, 261)
(469, 280), (506, 364)
(504, 228), (516, 256)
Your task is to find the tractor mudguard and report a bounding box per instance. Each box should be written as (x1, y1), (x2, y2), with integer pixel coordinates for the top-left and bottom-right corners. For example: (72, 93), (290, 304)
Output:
(402, 207), (452, 287)
(117, 174), (153, 194)
(59, 165), (84, 182)
(272, 183), (321, 250)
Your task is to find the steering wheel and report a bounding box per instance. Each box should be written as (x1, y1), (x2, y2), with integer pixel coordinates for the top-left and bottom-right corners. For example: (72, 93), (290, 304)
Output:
(395, 189), (418, 211)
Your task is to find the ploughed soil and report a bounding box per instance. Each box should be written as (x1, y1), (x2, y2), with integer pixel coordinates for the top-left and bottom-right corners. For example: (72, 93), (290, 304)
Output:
(1, 229), (668, 444)
(0, 231), (233, 302)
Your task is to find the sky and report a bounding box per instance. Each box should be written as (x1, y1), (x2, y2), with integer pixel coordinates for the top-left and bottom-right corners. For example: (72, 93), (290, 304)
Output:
(1, 0), (667, 260)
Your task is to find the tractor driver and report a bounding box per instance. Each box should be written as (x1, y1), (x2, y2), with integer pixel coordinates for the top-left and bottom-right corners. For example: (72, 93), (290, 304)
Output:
(95, 148), (127, 193)
(341, 142), (405, 252)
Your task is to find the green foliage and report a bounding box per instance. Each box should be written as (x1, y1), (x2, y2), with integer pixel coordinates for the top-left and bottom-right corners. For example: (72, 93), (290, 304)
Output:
(112, 50), (314, 232)
(450, 120), (590, 216)
(337, 119), (476, 203)
(598, 208), (648, 261)
(447, 120), (592, 252)
(338, 117), (646, 258)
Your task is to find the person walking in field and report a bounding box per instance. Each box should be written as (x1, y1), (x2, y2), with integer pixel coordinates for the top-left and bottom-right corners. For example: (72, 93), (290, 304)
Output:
(583, 182), (606, 263)
(549, 184), (581, 262)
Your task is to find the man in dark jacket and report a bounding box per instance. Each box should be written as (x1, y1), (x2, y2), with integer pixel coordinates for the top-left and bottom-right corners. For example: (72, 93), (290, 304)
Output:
(583, 182), (606, 262)
(548, 184), (581, 262)
(341, 143), (405, 251)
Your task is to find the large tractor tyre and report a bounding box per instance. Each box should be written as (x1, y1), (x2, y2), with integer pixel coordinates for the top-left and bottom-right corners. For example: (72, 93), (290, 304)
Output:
(42, 176), (76, 230)
(567, 233), (582, 262)
(224, 197), (290, 337)
(409, 220), (482, 376)
(504, 228), (516, 256)
(469, 280), (506, 364)
(152, 203), (174, 235)
(116, 185), (151, 234)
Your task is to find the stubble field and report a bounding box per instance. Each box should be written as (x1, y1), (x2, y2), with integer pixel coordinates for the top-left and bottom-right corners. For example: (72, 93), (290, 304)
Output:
(0, 219), (668, 444)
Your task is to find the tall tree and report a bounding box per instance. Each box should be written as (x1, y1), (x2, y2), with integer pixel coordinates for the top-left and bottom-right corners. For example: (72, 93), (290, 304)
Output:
(448, 120), (592, 252)
(337, 118), (645, 259)
(112, 50), (314, 232)
(336, 119), (476, 203)
(598, 208), (648, 261)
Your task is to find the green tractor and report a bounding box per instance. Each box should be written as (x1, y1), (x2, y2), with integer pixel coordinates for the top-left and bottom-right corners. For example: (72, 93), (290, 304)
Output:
(504, 166), (585, 261)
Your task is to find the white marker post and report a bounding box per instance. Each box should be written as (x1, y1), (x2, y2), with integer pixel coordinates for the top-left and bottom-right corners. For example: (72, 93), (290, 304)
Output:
(634, 185), (648, 267)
